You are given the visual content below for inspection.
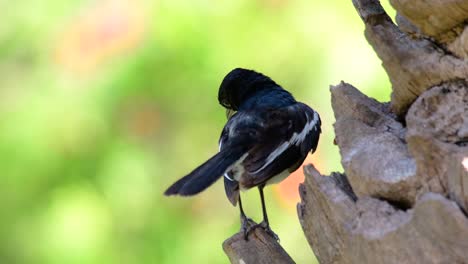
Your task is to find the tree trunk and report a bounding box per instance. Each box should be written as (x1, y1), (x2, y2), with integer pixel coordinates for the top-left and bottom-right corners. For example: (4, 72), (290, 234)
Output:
(224, 0), (468, 263)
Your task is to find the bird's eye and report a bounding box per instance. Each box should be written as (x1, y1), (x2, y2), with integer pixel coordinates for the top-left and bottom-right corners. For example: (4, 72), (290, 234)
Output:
(226, 109), (236, 119)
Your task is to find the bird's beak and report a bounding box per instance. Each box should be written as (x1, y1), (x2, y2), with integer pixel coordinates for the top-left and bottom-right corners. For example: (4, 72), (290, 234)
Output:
(226, 109), (236, 119)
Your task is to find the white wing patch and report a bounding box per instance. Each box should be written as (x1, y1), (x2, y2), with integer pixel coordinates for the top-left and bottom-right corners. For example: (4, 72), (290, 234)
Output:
(251, 111), (318, 174)
(290, 111), (318, 146)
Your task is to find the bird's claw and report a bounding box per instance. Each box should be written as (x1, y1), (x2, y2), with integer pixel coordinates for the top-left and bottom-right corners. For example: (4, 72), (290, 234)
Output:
(258, 221), (280, 241)
(241, 220), (280, 242)
(261, 222), (280, 241)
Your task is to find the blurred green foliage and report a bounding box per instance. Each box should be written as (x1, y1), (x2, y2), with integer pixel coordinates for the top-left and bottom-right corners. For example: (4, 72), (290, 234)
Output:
(0, 0), (394, 263)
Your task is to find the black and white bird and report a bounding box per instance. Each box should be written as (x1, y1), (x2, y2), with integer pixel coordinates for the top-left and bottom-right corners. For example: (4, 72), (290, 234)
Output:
(165, 68), (321, 240)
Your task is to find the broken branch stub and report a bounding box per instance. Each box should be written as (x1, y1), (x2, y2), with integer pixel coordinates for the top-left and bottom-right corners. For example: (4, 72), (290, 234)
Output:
(331, 82), (418, 205)
(223, 222), (295, 264)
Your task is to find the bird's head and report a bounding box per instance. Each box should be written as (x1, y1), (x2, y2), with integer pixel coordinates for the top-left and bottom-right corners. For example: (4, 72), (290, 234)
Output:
(218, 68), (281, 111)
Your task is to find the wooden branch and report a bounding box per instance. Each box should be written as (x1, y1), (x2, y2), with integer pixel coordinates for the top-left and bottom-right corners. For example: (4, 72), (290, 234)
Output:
(223, 222), (295, 264)
(351, 0), (468, 116)
(298, 165), (468, 264)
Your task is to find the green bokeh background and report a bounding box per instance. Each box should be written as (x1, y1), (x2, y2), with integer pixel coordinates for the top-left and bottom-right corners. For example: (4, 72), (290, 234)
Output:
(0, 0), (394, 263)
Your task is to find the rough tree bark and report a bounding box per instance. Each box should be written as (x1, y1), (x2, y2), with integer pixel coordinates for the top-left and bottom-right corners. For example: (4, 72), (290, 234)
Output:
(224, 0), (468, 263)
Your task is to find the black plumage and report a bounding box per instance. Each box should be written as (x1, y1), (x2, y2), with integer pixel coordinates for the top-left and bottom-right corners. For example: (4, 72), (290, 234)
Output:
(165, 68), (321, 240)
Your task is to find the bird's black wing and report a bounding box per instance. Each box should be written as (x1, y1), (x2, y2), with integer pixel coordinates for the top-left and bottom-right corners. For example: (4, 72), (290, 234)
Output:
(240, 103), (321, 188)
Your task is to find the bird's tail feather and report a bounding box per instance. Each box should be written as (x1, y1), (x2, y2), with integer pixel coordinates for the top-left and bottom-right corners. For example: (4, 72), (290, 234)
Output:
(164, 147), (245, 196)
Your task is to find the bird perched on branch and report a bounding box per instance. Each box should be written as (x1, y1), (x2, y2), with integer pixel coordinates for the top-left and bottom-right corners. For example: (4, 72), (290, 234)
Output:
(165, 68), (321, 240)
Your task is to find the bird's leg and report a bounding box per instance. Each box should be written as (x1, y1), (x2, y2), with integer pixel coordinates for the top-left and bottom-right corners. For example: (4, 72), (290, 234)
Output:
(258, 185), (270, 226)
(239, 194), (254, 240)
(244, 185), (280, 241)
(257, 185), (279, 241)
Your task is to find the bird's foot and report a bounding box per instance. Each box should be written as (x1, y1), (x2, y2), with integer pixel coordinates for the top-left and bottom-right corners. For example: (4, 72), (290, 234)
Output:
(243, 221), (280, 241)
(258, 221), (280, 241)
(240, 216), (255, 240)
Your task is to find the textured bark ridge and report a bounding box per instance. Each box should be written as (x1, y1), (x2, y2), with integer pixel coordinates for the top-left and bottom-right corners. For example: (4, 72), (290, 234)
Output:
(406, 81), (468, 213)
(331, 82), (417, 205)
(224, 0), (468, 263)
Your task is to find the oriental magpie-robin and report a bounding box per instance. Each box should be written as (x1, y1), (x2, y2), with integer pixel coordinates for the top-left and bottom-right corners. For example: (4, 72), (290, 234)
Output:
(165, 68), (321, 240)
